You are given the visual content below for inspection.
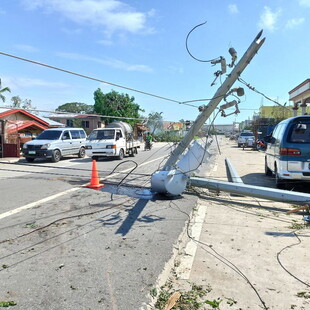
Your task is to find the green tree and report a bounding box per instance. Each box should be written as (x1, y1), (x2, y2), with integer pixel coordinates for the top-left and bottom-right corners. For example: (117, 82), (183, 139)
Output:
(93, 89), (143, 126)
(56, 102), (94, 113)
(0, 78), (11, 103)
(10, 96), (37, 113)
(147, 112), (163, 135)
(11, 95), (22, 107)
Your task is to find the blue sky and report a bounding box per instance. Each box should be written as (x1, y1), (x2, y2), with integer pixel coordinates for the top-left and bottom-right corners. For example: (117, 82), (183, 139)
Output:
(0, 0), (309, 124)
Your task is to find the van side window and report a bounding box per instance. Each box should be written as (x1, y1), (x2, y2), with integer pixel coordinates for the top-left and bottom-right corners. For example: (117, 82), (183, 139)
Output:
(79, 130), (86, 138)
(62, 131), (70, 140)
(288, 123), (310, 143)
(70, 130), (81, 139)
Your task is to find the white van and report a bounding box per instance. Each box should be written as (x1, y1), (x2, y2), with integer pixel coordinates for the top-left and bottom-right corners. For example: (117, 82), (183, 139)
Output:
(22, 128), (87, 162)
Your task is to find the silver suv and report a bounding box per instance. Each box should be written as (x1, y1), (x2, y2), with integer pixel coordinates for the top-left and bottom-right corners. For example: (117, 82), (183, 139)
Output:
(237, 131), (255, 148)
(22, 128), (87, 162)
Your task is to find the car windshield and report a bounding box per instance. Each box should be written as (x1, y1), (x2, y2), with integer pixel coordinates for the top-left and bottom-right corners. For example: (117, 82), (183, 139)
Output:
(241, 133), (254, 136)
(88, 129), (115, 140)
(36, 130), (62, 140)
(288, 122), (310, 143)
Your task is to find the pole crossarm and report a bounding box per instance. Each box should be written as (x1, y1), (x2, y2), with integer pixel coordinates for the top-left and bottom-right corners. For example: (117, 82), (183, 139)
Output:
(190, 177), (310, 206)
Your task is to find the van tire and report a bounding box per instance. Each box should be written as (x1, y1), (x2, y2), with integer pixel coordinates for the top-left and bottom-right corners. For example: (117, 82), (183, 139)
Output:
(78, 147), (86, 158)
(117, 149), (124, 160)
(265, 158), (272, 176)
(275, 166), (286, 189)
(26, 157), (35, 163)
(51, 149), (61, 162)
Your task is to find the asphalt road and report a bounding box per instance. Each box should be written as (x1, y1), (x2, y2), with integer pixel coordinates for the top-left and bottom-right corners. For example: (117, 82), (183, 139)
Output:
(0, 142), (214, 310)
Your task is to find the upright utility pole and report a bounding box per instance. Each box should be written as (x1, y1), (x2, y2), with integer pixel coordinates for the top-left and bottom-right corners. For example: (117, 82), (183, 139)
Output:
(151, 30), (265, 195)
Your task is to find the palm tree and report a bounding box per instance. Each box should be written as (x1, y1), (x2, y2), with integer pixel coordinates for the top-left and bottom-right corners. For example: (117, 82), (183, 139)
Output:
(0, 78), (11, 103)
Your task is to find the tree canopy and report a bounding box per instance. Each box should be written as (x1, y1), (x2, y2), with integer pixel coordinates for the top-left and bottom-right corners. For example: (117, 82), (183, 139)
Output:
(147, 111), (163, 134)
(56, 102), (94, 113)
(93, 89), (144, 125)
(0, 78), (11, 103)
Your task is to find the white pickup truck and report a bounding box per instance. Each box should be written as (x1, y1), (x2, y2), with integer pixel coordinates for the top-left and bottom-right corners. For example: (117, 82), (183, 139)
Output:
(85, 121), (141, 160)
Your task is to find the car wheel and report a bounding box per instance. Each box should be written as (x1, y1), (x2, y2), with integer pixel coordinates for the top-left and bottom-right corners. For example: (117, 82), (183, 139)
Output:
(265, 158), (272, 176)
(117, 148), (124, 160)
(92, 156), (98, 161)
(78, 147), (86, 158)
(26, 157), (35, 163)
(51, 149), (61, 162)
(275, 166), (286, 189)
(129, 147), (138, 157)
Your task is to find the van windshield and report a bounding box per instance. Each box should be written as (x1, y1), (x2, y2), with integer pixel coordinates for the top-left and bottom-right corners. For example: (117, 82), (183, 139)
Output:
(288, 122), (310, 143)
(36, 130), (62, 140)
(88, 129), (115, 140)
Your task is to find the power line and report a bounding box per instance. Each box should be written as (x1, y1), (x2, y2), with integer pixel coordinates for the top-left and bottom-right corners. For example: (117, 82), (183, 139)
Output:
(0, 51), (199, 109)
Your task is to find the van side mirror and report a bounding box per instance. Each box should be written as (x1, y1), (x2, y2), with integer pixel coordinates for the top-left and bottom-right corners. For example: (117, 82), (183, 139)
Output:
(270, 137), (276, 144)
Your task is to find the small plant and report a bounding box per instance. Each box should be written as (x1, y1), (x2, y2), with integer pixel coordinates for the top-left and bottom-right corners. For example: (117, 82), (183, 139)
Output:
(297, 291), (310, 299)
(205, 298), (223, 308)
(153, 283), (213, 310)
(0, 301), (17, 307)
(288, 223), (306, 230)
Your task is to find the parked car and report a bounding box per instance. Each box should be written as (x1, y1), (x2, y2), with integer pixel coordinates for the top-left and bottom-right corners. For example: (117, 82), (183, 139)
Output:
(237, 131), (255, 148)
(264, 115), (310, 188)
(22, 128), (87, 162)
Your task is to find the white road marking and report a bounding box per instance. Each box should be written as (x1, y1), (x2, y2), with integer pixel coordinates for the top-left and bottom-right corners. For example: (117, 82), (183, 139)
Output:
(175, 204), (207, 280)
(0, 188), (79, 220)
(0, 154), (168, 220)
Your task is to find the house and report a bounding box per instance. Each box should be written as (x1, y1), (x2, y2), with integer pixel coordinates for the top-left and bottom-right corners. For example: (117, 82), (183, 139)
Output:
(47, 113), (103, 135)
(0, 108), (63, 158)
(289, 78), (310, 116)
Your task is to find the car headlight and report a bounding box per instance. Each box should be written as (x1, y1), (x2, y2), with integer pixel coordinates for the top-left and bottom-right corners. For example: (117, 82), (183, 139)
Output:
(106, 145), (116, 149)
(41, 143), (51, 149)
(85, 145), (92, 149)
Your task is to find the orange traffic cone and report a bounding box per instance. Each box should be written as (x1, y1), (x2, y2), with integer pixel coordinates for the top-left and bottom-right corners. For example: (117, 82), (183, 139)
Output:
(86, 160), (104, 190)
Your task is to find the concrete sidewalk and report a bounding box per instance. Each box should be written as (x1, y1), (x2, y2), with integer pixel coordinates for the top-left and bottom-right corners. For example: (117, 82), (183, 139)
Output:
(0, 157), (22, 163)
(156, 138), (310, 310)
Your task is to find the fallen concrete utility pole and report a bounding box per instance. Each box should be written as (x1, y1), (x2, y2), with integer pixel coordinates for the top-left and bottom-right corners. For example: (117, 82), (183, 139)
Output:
(152, 30), (265, 195)
(189, 177), (310, 206)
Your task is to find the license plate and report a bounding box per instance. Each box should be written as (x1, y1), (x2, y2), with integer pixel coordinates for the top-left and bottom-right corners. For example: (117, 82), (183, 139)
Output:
(28, 151), (36, 155)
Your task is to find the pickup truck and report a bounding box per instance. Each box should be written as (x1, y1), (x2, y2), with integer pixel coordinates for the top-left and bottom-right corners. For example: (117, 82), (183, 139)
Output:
(85, 121), (141, 160)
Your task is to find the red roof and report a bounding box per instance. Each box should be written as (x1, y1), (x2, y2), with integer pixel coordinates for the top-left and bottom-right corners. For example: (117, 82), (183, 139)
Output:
(0, 109), (49, 126)
(6, 120), (48, 134)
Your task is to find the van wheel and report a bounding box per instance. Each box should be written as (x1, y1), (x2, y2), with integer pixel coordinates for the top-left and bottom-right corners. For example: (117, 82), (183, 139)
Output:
(275, 166), (286, 189)
(78, 147), (86, 158)
(26, 157), (35, 163)
(265, 158), (272, 176)
(117, 149), (124, 160)
(51, 149), (61, 162)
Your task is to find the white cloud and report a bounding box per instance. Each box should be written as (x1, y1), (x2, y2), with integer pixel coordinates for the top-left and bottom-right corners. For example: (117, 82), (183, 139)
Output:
(57, 52), (153, 73)
(285, 17), (305, 29)
(21, 0), (154, 36)
(14, 44), (39, 53)
(2, 75), (70, 91)
(258, 6), (281, 32)
(299, 0), (310, 7)
(228, 4), (239, 14)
